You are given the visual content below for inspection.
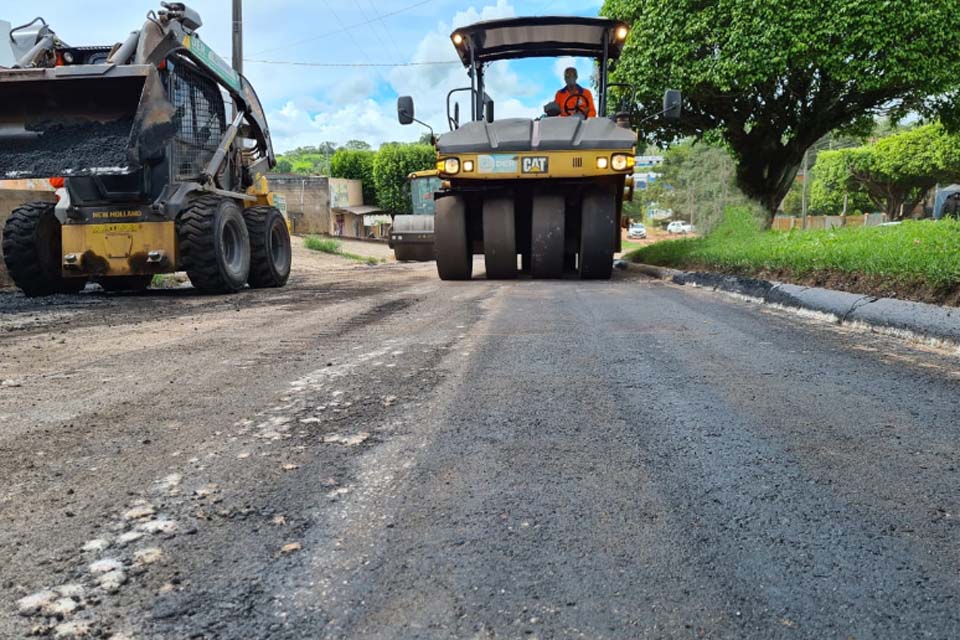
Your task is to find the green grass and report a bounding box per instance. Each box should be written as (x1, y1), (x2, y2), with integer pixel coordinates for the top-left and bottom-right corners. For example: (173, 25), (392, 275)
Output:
(303, 236), (343, 254)
(303, 236), (384, 265)
(620, 239), (646, 254)
(626, 207), (960, 291)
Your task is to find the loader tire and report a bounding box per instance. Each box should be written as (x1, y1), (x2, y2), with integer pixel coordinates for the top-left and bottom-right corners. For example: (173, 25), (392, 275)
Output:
(243, 206), (291, 288)
(2, 202), (86, 297)
(178, 196), (250, 293)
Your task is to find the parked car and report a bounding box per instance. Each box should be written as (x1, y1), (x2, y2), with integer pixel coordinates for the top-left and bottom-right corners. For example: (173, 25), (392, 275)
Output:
(627, 223), (647, 239)
(666, 220), (689, 234)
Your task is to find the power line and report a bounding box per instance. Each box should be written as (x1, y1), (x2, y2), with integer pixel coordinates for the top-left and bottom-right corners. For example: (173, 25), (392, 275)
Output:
(249, 0), (434, 56)
(244, 59), (459, 68)
(320, 0), (391, 88)
(364, 0), (407, 63)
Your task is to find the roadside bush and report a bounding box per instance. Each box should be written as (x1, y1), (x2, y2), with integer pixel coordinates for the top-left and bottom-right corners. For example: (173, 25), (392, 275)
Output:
(372, 144), (436, 214)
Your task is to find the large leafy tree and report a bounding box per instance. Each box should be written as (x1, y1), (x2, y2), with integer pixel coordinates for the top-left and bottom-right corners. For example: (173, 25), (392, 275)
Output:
(816, 124), (960, 219)
(372, 144), (436, 214)
(602, 0), (960, 222)
(330, 149), (377, 206)
(808, 151), (872, 215)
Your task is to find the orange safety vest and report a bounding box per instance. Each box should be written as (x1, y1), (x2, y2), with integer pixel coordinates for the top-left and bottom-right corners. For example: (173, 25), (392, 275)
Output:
(555, 84), (597, 118)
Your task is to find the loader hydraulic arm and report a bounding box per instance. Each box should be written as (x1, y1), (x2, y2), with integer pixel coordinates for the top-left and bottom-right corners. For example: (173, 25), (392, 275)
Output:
(9, 18), (60, 68)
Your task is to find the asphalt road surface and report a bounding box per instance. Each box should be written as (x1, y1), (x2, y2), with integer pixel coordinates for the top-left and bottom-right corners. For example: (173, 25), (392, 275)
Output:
(2, 244), (959, 639)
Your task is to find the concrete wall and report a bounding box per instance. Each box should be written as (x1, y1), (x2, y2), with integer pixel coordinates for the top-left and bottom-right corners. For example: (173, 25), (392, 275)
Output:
(0, 180), (57, 287)
(329, 178), (363, 209)
(266, 175), (331, 235)
(265, 175), (364, 236)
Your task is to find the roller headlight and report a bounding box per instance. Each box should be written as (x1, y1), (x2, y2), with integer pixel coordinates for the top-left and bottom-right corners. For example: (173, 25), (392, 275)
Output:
(443, 158), (461, 174)
(611, 154), (633, 171)
(463, 160), (475, 172)
(596, 157), (609, 169)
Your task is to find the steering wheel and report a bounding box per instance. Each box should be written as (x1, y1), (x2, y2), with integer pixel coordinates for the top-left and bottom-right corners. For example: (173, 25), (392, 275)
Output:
(563, 93), (590, 118)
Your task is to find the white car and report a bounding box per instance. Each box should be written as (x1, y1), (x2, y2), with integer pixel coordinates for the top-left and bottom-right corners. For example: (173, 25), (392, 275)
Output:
(627, 223), (647, 239)
(666, 221), (689, 234)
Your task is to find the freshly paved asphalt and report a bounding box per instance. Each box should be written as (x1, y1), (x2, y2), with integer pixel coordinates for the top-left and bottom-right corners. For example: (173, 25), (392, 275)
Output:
(2, 257), (958, 639)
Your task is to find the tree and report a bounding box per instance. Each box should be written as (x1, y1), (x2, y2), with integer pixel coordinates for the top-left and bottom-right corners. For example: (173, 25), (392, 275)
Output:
(808, 152), (872, 215)
(372, 144), (436, 214)
(330, 149), (377, 205)
(343, 140), (372, 151)
(602, 0), (960, 223)
(816, 124), (960, 219)
(273, 157), (293, 174)
(648, 140), (758, 232)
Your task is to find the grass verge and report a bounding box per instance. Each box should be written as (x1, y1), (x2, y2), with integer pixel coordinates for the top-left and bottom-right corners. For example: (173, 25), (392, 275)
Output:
(303, 236), (384, 265)
(625, 208), (960, 306)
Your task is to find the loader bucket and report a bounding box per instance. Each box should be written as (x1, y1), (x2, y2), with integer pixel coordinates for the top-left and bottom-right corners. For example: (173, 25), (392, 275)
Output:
(0, 65), (175, 179)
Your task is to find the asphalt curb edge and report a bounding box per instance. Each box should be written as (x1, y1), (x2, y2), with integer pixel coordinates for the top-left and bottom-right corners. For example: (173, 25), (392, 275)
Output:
(634, 263), (960, 347)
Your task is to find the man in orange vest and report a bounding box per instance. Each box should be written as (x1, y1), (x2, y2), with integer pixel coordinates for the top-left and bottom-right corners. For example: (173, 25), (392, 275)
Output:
(554, 67), (596, 118)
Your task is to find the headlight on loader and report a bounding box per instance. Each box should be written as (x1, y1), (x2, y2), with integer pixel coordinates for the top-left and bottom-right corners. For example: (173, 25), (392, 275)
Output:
(611, 154), (633, 171)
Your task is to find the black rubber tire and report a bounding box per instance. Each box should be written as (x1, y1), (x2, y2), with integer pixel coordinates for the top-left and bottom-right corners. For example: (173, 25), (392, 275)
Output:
(178, 195), (250, 293)
(2, 201), (86, 296)
(244, 205), (291, 288)
(435, 195), (472, 280)
(531, 193), (565, 278)
(579, 185), (617, 280)
(482, 196), (517, 279)
(100, 276), (153, 292)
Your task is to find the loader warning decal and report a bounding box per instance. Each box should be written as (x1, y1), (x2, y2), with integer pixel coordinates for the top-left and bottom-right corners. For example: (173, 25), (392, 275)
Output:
(521, 157), (549, 174)
(478, 154), (518, 174)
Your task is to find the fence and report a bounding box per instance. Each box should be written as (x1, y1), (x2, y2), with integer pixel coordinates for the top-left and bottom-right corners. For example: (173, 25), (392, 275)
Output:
(772, 214), (887, 232)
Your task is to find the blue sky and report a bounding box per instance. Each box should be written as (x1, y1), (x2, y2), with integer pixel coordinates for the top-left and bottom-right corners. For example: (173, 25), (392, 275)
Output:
(4, 0), (605, 152)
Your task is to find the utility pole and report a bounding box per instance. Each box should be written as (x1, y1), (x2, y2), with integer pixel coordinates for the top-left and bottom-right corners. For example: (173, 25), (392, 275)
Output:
(800, 149), (809, 229)
(232, 0), (243, 76)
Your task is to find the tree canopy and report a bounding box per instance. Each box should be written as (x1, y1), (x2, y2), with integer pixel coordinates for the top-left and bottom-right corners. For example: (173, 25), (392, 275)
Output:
(602, 0), (960, 222)
(813, 124), (960, 219)
(372, 144), (436, 214)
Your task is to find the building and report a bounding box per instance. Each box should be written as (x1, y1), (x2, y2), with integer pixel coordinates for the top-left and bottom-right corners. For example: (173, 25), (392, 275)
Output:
(266, 174), (332, 235)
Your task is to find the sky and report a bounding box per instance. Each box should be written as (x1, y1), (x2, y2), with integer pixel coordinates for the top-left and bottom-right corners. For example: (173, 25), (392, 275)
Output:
(4, 0), (606, 153)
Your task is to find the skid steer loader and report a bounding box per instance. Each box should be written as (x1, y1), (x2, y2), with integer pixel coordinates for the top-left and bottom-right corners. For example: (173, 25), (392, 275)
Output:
(0, 3), (291, 295)
(389, 170), (441, 262)
(397, 16), (680, 280)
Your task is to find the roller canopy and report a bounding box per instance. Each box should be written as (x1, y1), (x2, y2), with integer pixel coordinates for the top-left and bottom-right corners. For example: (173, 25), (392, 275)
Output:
(449, 17), (627, 66)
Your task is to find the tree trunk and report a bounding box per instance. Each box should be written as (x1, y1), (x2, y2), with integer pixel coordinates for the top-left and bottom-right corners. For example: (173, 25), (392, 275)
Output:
(732, 142), (805, 227)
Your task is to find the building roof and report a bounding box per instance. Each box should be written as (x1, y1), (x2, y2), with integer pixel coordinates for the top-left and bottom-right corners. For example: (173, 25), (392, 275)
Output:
(450, 16), (628, 67)
(333, 205), (384, 216)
